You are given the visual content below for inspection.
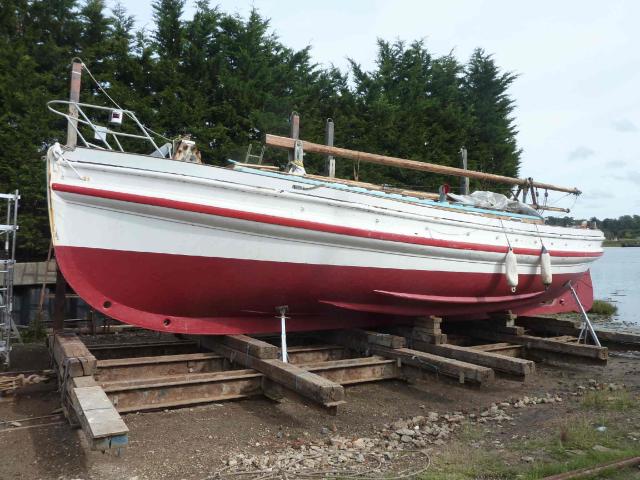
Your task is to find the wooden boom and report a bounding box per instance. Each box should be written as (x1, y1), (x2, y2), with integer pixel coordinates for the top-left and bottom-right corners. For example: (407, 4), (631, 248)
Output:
(265, 134), (581, 195)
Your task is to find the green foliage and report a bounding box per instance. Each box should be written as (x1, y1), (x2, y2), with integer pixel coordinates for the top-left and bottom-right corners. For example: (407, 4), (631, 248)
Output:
(589, 299), (618, 316)
(0, 2), (522, 261)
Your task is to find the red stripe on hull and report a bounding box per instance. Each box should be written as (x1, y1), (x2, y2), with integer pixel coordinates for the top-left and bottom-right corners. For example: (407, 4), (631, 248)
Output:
(55, 246), (589, 335)
(51, 183), (602, 258)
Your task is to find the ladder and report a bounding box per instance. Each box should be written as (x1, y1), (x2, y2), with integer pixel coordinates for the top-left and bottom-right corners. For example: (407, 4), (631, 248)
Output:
(0, 190), (20, 366)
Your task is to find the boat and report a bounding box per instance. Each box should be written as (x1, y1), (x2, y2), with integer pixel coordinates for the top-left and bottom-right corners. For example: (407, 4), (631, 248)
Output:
(45, 63), (604, 335)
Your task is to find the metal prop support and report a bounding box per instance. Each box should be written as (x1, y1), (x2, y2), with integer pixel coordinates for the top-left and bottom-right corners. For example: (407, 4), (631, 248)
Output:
(276, 306), (289, 363)
(567, 281), (601, 347)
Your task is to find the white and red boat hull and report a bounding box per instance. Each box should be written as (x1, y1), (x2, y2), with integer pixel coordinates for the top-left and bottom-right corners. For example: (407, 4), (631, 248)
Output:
(47, 145), (604, 334)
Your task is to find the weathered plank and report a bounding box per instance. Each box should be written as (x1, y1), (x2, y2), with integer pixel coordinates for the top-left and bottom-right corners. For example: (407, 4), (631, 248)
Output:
(96, 352), (226, 382)
(51, 333), (97, 377)
(461, 329), (608, 362)
(69, 385), (128, 450)
(390, 325), (447, 345)
(301, 356), (400, 385)
(344, 329), (406, 349)
(202, 339), (345, 407)
(414, 343), (534, 378)
(102, 369), (264, 412)
(516, 316), (580, 330)
(327, 332), (493, 384)
(217, 334), (280, 359)
(488, 311), (517, 325)
(517, 317), (640, 348)
(413, 316), (443, 334)
(286, 345), (350, 364)
(470, 343), (524, 358)
(388, 347), (494, 384)
(596, 329), (640, 347)
(87, 340), (198, 359)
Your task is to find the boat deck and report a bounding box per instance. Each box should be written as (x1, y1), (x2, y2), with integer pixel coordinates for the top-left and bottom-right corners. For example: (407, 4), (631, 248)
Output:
(230, 162), (544, 222)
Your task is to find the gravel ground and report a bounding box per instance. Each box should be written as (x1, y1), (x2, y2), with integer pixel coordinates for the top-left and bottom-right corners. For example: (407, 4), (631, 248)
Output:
(0, 343), (638, 479)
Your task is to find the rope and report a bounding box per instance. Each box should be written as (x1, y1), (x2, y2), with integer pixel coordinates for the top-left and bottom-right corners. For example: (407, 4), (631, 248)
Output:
(499, 219), (513, 250)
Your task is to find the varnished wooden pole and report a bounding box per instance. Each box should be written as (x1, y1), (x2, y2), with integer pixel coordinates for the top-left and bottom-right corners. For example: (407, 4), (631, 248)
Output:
(66, 60), (82, 148)
(53, 265), (66, 333)
(265, 134), (581, 195)
(325, 119), (335, 178)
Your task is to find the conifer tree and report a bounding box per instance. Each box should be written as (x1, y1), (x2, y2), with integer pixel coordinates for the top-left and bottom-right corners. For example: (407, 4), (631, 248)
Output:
(0, 4), (523, 260)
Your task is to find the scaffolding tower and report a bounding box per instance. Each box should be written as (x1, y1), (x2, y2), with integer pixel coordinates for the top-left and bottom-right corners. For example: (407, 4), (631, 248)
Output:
(0, 190), (19, 366)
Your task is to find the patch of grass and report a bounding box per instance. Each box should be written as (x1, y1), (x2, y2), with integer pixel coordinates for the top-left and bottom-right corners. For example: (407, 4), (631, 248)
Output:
(518, 417), (640, 479)
(581, 390), (638, 412)
(422, 442), (518, 480)
(589, 300), (618, 316)
(421, 415), (640, 480)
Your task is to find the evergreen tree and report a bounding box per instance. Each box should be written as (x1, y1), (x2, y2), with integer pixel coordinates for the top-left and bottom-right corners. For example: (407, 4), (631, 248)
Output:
(463, 48), (521, 191)
(0, 4), (524, 260)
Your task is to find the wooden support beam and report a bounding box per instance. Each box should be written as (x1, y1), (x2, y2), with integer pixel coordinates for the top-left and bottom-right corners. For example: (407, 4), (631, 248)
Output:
(217, 334), (280, 359)
(391, 347), (494, 384)
(517, 316), (640, 348)
(460, 329), (608, 363)
(516, 316), (580, 330)
(101, 355), (398, 412)
(344, 329), (406, 348)
(413, 343), (534, 379)
(301, 356), (400, 385)
(87, 340), (199, 359)
(449, 321), (524, 337)
(102, 369), (264, 412)
(53, 265), (66, 333)
(489, 311), (517, 326)
(51, 333), (97, 377)
(470, 343), (524, 357)
(391, 325), (447, 345)
(199, 337), (345, 408)
(265, 134), (582, 194)
(414, 316), (442, 334)
(286, 345), (350, 364)
(68, 382), (128, 450)
(95, 353), (226, 382)
(594, 329), (640, 347)
(326, 331), (493, 384)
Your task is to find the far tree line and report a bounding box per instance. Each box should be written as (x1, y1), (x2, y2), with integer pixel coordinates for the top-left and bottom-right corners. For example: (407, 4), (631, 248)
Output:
(547, 215), (640, 240)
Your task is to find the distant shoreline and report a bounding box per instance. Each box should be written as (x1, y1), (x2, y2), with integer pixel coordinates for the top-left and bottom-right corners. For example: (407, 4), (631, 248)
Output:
(602, 240), (640, 247)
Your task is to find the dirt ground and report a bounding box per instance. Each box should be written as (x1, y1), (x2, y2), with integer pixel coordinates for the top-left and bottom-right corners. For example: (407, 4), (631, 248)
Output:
(0, 340), (639, 479)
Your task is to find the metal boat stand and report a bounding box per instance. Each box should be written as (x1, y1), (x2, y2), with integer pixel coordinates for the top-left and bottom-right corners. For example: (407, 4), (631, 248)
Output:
(276, 305), (289, 363)
(567, 281), (602, 347)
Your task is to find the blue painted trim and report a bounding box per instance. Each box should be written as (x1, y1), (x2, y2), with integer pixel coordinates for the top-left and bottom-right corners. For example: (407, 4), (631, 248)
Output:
(227, 161), (539, 220)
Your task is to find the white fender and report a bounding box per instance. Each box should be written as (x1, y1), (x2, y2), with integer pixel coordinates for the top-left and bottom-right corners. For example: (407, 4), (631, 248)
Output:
(505, 247), (518, 291)
(540, 246), (552, 287)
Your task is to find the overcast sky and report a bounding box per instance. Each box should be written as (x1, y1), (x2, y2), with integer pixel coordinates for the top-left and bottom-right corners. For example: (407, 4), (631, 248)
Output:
(115, 0), (639, 219)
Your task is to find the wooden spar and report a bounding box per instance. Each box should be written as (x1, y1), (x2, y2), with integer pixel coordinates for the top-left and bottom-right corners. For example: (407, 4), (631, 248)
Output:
(459, 147), (469, 195)
(66, 60), (82, 148)
(287, 112), (300, 165)
(325, 118), (335, 178)
(265, 134), (581, 195)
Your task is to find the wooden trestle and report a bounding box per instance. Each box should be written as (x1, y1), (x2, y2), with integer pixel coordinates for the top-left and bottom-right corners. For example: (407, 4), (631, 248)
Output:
(48, 312), (640, 453)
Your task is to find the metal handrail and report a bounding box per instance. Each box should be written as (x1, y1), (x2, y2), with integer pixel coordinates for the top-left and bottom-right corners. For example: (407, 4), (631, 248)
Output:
(47, 100), (168, 157)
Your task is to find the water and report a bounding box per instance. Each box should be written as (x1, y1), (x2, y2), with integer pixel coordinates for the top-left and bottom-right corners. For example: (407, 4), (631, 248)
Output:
(590, 247), (640, 326)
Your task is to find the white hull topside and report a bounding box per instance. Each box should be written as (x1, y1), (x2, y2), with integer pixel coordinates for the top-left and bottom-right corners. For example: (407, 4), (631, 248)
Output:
(48, 145), (603, 272)
(46, 144), (603, 333)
